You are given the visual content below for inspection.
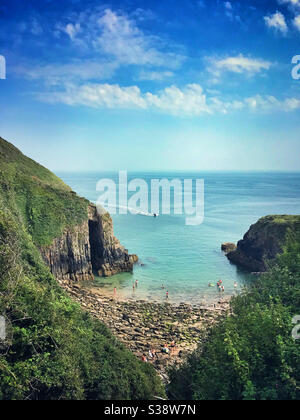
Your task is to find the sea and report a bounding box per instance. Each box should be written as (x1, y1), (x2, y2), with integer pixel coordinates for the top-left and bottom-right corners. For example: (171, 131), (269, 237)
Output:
(56, 171), (300, 305)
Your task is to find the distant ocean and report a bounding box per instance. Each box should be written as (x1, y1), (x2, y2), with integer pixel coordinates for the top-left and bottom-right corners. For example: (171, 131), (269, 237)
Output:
(57, 171), (300, 304)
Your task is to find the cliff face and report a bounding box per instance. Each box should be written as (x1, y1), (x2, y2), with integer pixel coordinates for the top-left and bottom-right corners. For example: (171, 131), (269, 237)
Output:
(40, 204), (137, 281)
(0, 136), (137, 283)
(227, 215), (300, 272)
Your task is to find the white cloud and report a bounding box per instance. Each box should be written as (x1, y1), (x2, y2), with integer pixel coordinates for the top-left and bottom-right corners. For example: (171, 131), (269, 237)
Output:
(41, 83), (148, 109)
(245, 95), (300, 112)
(37, 82), (300, 117)
(278, 0), (300, 11)
(264, 11), (288, 34)
(206, 54), (271, 80)
(61, 23), (81, 40)
(145, 84), (211, 115)
(55, 9), (185, 71)
(17, 9), (184, 85)
(95, 9), (184, 68)
(294, 14), (300, 30)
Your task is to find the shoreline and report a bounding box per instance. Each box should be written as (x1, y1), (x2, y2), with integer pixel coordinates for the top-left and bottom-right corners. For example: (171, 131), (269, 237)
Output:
(58, 278), (231, 381)
(91, 275), (238, 307)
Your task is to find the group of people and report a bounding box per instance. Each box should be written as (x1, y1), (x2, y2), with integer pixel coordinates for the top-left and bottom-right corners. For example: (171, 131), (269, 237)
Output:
(208, 280), (239, 293)
(217, 280), (225, 292)
(132, 279), (139, 291)
(162, 340), (176, 354)
(141, 340), (176, 362)
(142, 348), (156, 363)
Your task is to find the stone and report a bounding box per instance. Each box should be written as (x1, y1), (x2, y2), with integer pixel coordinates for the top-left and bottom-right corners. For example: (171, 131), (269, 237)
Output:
(221, 242), (237, 254)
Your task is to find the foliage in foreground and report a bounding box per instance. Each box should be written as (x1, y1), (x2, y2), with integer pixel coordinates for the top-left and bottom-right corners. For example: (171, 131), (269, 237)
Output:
(0, 136), (164, 400)
(0, 210), (164, 400)
(168, 238), (300, 400)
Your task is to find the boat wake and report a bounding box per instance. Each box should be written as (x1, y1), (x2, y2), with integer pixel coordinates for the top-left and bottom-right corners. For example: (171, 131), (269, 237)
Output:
(96, 203), (159, 217)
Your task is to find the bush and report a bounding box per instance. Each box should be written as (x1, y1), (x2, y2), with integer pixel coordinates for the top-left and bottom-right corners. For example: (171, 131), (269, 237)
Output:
(168, 238), (300, 400)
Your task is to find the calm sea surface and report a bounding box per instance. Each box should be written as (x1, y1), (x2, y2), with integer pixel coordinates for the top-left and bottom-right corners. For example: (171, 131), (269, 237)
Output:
(57, 171), (300, 304)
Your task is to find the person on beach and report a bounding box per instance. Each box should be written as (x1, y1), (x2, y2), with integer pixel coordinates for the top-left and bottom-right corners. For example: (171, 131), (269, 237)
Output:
(170, 341), (176, 353)
(133, 283), (135, 292)
(234, 282), (238, 288)
(114, 287), (117, 296)
(162, 345), (170, 354)
(142, 355), (148, 362)
(166, 291), (169, 300)
(135, 280), (138, 287)
(151, 349), (156, 359)
(148, 350), (153, 359)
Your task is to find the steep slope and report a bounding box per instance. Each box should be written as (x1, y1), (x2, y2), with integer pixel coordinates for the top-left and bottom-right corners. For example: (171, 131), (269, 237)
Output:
(0, 136), (163, 400)
(227, 215), (300, 272)
(0, 136), (137, 281)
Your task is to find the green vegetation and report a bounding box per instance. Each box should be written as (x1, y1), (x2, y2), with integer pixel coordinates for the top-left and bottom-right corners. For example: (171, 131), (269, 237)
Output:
(0, 137), (89, 246)
(0, 137), (164, 400)
(168, 236), (300, 400)
(260, 215), (300, 226)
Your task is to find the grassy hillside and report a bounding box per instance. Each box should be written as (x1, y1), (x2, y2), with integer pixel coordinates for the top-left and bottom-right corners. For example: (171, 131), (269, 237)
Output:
(0, 136), (89, 246)
(0, 137), (164, 400)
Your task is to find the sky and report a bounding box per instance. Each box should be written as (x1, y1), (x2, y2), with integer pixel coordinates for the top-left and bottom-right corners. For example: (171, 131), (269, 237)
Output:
(0, 0), (300, 171)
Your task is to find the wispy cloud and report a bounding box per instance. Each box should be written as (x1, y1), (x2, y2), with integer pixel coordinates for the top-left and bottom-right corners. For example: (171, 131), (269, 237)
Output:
(278, 0), (300, 11)
(37, 82), (300, 117)
(264, 11), (288, 34)
(95, 9), (185, 68)
(206, 54), (271, 82)
(55, 8), (185, 70)
(14, 60), (119, 85)
(137, 70), (174, 81)
(294, 14), (300, 30)
(246, 95), (300, 112)
(61, 23), (81, 41)
(15, 8), (185, 86)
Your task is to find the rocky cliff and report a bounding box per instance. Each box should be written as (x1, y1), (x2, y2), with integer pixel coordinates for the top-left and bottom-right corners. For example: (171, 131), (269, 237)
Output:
(0, 136), (137, 283)
(40, 204), (137, 281)
(227, 215), (300, 272)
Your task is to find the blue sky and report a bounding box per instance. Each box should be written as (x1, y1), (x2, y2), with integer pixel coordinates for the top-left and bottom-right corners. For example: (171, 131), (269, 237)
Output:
(0, 0), (300, 171)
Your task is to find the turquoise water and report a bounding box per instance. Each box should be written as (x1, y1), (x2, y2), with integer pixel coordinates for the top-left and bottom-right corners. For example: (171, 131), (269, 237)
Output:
(57, 172), (300, 304)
